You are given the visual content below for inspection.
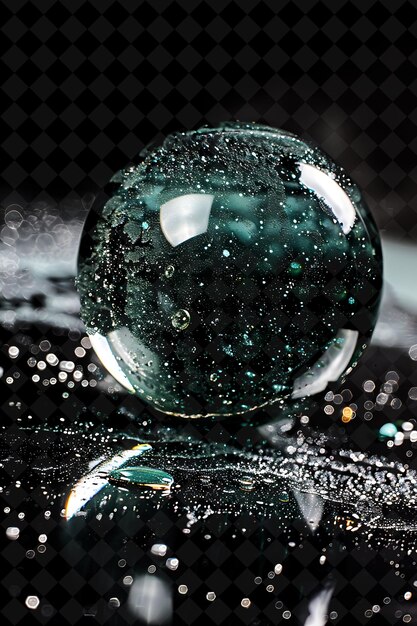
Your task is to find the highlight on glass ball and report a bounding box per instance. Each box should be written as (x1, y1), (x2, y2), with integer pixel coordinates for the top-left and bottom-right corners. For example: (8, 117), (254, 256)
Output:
(77, 122), (383, 419)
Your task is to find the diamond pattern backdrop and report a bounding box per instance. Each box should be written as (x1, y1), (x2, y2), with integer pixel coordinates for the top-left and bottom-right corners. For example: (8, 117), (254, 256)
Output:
(2, 1), (417, 625)
(2, 0), (417, 239)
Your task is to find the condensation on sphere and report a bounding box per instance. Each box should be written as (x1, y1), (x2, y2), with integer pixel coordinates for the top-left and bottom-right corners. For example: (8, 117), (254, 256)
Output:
(77, 122), (382, 418)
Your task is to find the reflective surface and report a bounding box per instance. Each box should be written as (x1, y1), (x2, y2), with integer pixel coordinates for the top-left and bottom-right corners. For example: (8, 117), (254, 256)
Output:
(1, 265), (417, 625)
(78, 122), (382, 418)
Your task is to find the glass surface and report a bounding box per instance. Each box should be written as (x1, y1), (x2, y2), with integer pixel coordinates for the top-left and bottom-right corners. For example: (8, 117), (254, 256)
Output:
(77, 123), (382, 418)
(0, 231), (416, 625)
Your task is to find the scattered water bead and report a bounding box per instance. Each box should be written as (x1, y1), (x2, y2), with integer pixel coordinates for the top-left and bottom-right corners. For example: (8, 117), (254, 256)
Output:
(78, 122), (382, 418)
(8, 346), (19, 359)
(6, 527), (20, 540)
(171, 309), (191, 331)
(363, 380), (375, 392)
(25, 596), (40, 610)
(408, 387), (417, 401)
(108, 598), (120, 609)
(108, 466), (173, 491)
(151, 543), (167, 557)
(5, 206), (24, 229)
(409, 345), (417, 361)
(379, 423), (398, 438)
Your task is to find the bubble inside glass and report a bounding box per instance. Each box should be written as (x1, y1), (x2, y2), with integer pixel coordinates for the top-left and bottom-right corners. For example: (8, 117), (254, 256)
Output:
(77, 122), (382, 418)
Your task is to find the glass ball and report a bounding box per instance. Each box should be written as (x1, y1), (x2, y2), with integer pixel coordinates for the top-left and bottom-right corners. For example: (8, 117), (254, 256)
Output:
(77, 122), (382, 419)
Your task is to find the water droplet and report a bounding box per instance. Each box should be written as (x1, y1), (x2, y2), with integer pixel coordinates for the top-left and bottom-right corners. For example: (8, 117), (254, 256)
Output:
(238, 476), (255, 491)
(363, 380), (375, 392)
(406, 345), (417, 364)
(178, 585), (188, 595)
(5, 207), (23, 229)
(166, 557), (179, 571)
(408, 387), (417, 401)
(165, 265), (175, 278)
(171, 309), (190, 331)
(289, 261), (303, 276)
(151, 543), (167, 557)
(8, 346), (19, 359)
(379, 423), (397, 438)
(25, 596), (40, 610)
(108, 466), (173, 491)
(222, 249), (230, 257)
(6, 527), (20, 540)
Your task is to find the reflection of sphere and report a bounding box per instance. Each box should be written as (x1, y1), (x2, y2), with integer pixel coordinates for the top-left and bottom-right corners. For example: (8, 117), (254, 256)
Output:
(77, 122), (382, 418)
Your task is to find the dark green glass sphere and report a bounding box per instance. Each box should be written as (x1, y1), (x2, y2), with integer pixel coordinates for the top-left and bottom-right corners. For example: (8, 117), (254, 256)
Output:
(77, 122), (382, 418)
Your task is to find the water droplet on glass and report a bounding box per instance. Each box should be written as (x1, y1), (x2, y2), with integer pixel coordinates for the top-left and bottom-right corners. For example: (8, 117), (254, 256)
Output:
(25, 596), (40, 610)
(171, 309), (190, 331)
(5, 207), (23, 229)
(165, 265), (175, 278)
(408, 387), (417, 401)
(8, 346), (19, 359)
(166, 557), (179, 571)
(108, 466), (173, 491)
(363, 380), (375, 392)
(409, 345), (417, 361)
(6, 527), (20, 540)
(238, 476), (255, 491)
(151, 543), (167, 557)
(379, 423), (398, 438)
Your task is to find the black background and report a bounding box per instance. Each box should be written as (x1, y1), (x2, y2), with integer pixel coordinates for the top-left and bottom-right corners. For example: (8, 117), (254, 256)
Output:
(2, 0), (417, 241)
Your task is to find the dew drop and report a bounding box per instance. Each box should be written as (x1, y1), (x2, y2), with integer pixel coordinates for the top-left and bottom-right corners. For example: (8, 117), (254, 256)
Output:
(108, 466), (173, 491)
(25, 596), (40, 610)
(171, 309), (190, 331)
(165, 265), (175, 278)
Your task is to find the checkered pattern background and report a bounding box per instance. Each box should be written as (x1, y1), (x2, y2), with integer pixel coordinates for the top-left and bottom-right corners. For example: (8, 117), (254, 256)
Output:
(2, 0), (417, 241)
(2, 1), (417, 624)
